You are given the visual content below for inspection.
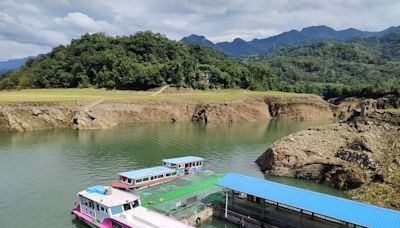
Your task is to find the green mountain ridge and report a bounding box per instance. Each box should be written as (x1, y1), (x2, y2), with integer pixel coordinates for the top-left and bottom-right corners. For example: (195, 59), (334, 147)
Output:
(0, 32), (274, 91)
(247, 32), (400, 97)
(1, 31), (399, 99)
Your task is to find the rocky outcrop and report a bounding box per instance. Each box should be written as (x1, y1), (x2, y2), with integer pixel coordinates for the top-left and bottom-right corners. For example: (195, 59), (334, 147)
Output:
(265, 95), (333, 120)
(0, 94), (334, 131)
(256, 111), (400, 209)
(191, 100), (270, 123)
(376, 95), (400, 109)
(0, 103), (72, 131)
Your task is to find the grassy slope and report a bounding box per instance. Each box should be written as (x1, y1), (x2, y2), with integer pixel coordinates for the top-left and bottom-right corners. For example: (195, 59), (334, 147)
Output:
(385, 108), (400, 113)
(0, 88), (316, 103)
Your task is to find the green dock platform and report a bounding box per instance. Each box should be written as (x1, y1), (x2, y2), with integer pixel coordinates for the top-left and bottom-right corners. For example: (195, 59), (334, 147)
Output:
(132, 170), (224, 219)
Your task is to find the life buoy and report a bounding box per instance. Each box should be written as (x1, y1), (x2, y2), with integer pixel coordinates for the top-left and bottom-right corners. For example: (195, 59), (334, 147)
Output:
(195, 217), (201, 224)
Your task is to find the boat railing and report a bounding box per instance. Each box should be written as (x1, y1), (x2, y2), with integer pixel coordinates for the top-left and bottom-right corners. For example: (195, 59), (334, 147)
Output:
(130, 213), (159, 228)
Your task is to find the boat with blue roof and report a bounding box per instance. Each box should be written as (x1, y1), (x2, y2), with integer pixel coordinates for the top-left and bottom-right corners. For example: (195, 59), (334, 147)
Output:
(112, 156), (204, 190)
(72, 185), (192, 228)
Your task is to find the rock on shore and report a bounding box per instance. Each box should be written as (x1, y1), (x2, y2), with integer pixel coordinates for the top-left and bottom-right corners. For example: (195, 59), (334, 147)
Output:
(0, 95), (333, 131)
(256, 110), (400, 209)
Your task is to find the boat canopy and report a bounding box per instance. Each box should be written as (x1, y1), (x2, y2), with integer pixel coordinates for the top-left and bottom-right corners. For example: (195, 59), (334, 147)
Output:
(86, 185), (107, 195)
(119, 166), (174, 179)
(162, 156), (204, 164)
(79, 186), (138, 207)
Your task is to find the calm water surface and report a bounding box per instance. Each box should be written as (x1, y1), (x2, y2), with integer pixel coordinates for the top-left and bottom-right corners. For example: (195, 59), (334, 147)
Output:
(0, 120), (342, 228)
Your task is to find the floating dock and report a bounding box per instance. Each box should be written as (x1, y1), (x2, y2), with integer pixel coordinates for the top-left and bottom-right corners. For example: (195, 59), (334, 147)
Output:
(132, 170), (224, 225)
(217, 173), (400, 228)
(85, 169), (400, 227)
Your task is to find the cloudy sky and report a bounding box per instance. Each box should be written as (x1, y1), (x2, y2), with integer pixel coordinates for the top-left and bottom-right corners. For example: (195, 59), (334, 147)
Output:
(1, 0), (399, 61)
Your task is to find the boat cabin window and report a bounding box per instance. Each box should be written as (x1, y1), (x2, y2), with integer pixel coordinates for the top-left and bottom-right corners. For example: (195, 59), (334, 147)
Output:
(166, 173), (171, 177)
(163, 162), (167, 166)
(89, 201), (94, 209)
(185, 163), (189, 168)
(112, 221), (123, 228)
(158, 174), (163, 178)
(143, 177), (149, 182)
(178, 164), (183, 168)
(172, 172), (177, 175)
(123, 203), (131, 211)
(110, 206), (123, 215)
(128, 178), (133, 184)
(131, 200), (139, 209)
(136, 179), (142, 183)
(100, 206), (105, 211)
(120, 176), (128, 182)
(150, 176), (154, 180)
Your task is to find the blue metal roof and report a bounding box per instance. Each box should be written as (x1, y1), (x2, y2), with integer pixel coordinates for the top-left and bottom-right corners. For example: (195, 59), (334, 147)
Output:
(162, 156), (204, 164)
(119, 166), (174, 179)
(218, 173), (400, 228)
(86, 185), (107, 195)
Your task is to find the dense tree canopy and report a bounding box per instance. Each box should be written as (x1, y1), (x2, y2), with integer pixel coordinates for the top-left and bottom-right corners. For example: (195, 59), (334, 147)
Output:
(247, 32), (400, 98)
(0, 32), (277, 91)
(1, 31), (399, 99)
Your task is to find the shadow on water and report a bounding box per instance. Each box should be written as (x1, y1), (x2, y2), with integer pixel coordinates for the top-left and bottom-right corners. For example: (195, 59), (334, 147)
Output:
(0, 119), (341, 228)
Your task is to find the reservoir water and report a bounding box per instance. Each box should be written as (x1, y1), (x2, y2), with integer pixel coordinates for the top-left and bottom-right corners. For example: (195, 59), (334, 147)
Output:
(0, 120), (343, 227)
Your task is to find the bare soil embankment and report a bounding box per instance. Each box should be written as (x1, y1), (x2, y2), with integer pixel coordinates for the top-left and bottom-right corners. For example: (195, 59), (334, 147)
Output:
(0, 91), (333, 131)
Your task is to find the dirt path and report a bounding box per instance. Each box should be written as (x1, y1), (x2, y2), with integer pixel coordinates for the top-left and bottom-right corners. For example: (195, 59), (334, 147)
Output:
(82, 100), (104, 112)
(151, 85), (169, 96)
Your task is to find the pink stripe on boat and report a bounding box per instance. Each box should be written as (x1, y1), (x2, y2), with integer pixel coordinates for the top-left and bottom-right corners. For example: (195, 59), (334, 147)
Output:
(72, 210), (94, 223)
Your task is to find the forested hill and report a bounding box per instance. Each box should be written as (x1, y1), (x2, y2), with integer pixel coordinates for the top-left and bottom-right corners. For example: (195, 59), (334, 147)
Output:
(0, 32), (275, 90)
(246, 32), (400, 98)
(1, 31), (399, 99)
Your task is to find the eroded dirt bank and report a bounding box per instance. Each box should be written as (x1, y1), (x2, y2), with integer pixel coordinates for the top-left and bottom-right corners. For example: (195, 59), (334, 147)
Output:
(256, 110), (400, 209)
(0, 94), (333, 131)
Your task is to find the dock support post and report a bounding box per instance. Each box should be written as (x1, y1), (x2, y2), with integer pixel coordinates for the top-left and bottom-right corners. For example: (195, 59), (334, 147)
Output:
(300, 209), (303, 228)
(262, 200), (265, 218)
(225, 190), (228, 219)
(231, 190), (234, 209)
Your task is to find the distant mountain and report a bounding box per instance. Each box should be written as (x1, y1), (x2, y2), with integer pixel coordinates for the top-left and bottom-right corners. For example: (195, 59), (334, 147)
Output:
(181, 34), (216, 48)
(0, 57), (31, 74)
(247, 31), (400, 98)
(181, 25), (400, 57)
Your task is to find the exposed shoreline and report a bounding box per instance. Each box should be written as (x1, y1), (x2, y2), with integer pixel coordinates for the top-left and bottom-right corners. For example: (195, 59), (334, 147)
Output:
(0, 91), (334, 131)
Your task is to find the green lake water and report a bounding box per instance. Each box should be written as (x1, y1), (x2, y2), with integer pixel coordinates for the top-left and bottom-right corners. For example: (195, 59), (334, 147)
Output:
(0, 120), (343, 228)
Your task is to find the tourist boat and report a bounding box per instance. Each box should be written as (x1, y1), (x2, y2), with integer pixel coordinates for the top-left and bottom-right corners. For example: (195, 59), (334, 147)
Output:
(112, 156), (204, 190)
(72, 185), (192, 228)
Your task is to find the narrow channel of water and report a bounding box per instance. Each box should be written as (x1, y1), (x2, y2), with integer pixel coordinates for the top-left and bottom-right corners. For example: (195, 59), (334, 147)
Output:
(0, 120), (341, 228)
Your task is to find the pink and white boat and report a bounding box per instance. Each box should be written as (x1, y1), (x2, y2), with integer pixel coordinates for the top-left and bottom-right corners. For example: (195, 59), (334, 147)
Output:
(72, 185), (192, 228)
(112, 156), (204, 190)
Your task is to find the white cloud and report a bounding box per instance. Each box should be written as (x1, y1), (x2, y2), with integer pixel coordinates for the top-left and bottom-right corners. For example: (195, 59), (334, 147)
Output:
(0, 36), (51, 61)
(0, 0), (400, 60)
(163, 19), (189, 31)
(2, 0), (41, 14)
(54, 12), (118, 35)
